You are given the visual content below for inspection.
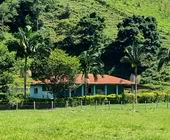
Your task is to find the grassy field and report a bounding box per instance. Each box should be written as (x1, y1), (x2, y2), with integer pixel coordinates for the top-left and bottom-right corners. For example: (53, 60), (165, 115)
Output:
(0, 104), (170, 140)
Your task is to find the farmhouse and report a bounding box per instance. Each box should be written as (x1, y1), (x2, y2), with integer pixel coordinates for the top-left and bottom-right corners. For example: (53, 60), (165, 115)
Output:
(30, 74), (134, 99)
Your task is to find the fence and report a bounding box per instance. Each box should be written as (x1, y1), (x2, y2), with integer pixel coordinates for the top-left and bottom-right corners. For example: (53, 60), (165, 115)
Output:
(0, 100), (170, 110)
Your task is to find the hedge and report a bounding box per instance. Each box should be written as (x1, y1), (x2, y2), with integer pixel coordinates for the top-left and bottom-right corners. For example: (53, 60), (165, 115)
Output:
(0, 92), (170, 107)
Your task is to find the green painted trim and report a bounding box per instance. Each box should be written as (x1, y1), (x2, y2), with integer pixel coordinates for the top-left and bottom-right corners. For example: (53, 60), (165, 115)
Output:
(69, 88), (71, 97)
(116, 85), (119, 95)
(81, 85), (84, 96)
(104, 85), (108, 95)
(93, 85), (96, 95)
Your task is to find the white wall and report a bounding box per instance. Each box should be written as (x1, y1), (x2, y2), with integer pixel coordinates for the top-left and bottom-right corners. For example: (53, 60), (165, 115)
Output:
(30, 85), (54, 99)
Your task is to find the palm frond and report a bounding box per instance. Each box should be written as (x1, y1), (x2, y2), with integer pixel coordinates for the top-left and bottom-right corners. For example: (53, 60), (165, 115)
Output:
(120, 45), (144, 69)
(157, 48), (170, 71)
(158, 57), (169, 71)
(120, 56), (131, 63)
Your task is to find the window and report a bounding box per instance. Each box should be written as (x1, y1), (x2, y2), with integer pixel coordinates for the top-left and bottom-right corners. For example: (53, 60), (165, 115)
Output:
(88, 87), (92, 94)
(42, 85), (46, 91)
(71, 90), (74, 94)
(42, 85), (52, 91)
(34, 88), (38, 94)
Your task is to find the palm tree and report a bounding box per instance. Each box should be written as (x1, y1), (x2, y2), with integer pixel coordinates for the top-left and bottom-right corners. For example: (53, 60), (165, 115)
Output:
(120, 45), (144, 104)
(79, 49), (104, 97)
(158, 48), (170, 71)
(17, 25), (38, 97)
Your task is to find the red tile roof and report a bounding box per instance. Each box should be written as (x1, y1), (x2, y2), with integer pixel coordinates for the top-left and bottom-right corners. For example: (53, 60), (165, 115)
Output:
(32, 74), (133, 85)
(75, 74), (133, 85)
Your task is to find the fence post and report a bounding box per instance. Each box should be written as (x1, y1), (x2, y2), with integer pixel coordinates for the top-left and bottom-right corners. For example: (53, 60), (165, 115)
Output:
(108, 101), (110, 110)
(51, 101), (54, 109)
(102, 101), (105, 106)
(132, 101), (134, 111)
(33, 101), (36, 110)
(16, 103), (18, 110)
(80, 100), (83, 109)
(167, 100), (169, 109)
(65, 101), (69, 108)
(95, 100), (97, 110)
(152, 102), (154, 111)
(121, 101), (123, 110)
(156, 101), (158, 109)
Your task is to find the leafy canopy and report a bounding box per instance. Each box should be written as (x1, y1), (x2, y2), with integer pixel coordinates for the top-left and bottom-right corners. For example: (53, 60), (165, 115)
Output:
(0, 44), (15, 92)
(102, 15), (160, 77)
(31, 48), (80, 82)
(79, 48), (104, 79)
(59, 12), (106, 56)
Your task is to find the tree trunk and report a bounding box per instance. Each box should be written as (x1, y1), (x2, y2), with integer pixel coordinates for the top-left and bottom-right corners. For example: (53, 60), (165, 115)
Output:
(134, 67), (138, 104)
(84, 76), (88, 105)
(84, 77), (88, 97)
(24, 57), (27, 98)
(36, 19), (39, 31)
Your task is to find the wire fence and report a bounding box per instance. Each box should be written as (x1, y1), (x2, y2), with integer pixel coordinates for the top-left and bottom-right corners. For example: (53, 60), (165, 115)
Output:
(0, 100), (170, 111)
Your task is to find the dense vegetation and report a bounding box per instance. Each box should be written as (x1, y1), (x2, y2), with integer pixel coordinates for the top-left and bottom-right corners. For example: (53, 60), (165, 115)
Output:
(0, 0), (170, 95)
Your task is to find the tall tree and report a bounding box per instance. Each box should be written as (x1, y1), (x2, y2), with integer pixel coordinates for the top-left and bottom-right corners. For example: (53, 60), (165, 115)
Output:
(120, 45), (146, 105)
(19, 26), (36, 97)
(79, 49), (104, 96)
(0, 0), (18, 31)
(103, 15), (161, 78)
(58, 12), (106, 56)
(48, 49), (80, 83)
(0, 44), (15, 93)
(31, 48), (80, 98)
(8, 25), (39, 97)
(0, 0), (44, 32)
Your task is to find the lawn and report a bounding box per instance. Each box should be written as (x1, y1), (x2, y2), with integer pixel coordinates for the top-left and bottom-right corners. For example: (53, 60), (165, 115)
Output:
(0, 104), (170, 140)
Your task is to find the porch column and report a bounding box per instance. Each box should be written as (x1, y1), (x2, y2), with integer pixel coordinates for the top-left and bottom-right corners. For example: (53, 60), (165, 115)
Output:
(93, 85), (96, 96)
(116, 85), (119, 95)
(81, 85), (84, 96)
(104, 85), (108, 95)
(131, 84), (135, 93)
(69, 88), (72, 97)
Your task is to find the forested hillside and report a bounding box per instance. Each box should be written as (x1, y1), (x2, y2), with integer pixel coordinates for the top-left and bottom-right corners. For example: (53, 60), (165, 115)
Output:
(0, 0), (170, 92)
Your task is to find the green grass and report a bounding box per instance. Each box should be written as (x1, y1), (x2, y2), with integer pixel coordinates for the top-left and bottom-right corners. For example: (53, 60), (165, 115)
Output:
(0, 104), (170, 140)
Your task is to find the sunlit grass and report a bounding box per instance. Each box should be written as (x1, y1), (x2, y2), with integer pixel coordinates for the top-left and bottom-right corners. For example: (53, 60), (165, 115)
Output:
(0, 104), (170, 140)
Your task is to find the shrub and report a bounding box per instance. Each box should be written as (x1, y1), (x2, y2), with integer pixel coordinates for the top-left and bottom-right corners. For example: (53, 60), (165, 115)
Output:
(77, 95), (106, 105)
(25, 97), (53, 103)
(7, 93), (24, 106)
(138, 91), (166, 103)
(122, 93), (135, 103)
(0, 93), (8, 103)
(54, 98), (66, 107)
(155, 92), (166, 102)
(3, 91), (166, 107)
(107, 94), (121, 104)
(92, 94), (106, 104)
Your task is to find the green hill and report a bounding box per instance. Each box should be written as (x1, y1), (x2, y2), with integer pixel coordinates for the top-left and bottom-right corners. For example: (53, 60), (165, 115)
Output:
(48, 0), (170, 47)
(1, 0), (170, 90)
(1, 0), (170, 47)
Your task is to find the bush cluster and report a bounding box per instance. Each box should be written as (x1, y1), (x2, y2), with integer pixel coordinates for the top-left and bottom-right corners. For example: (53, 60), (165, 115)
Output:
(75, 92), (168, 105)
(0, 92), (169, 107)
